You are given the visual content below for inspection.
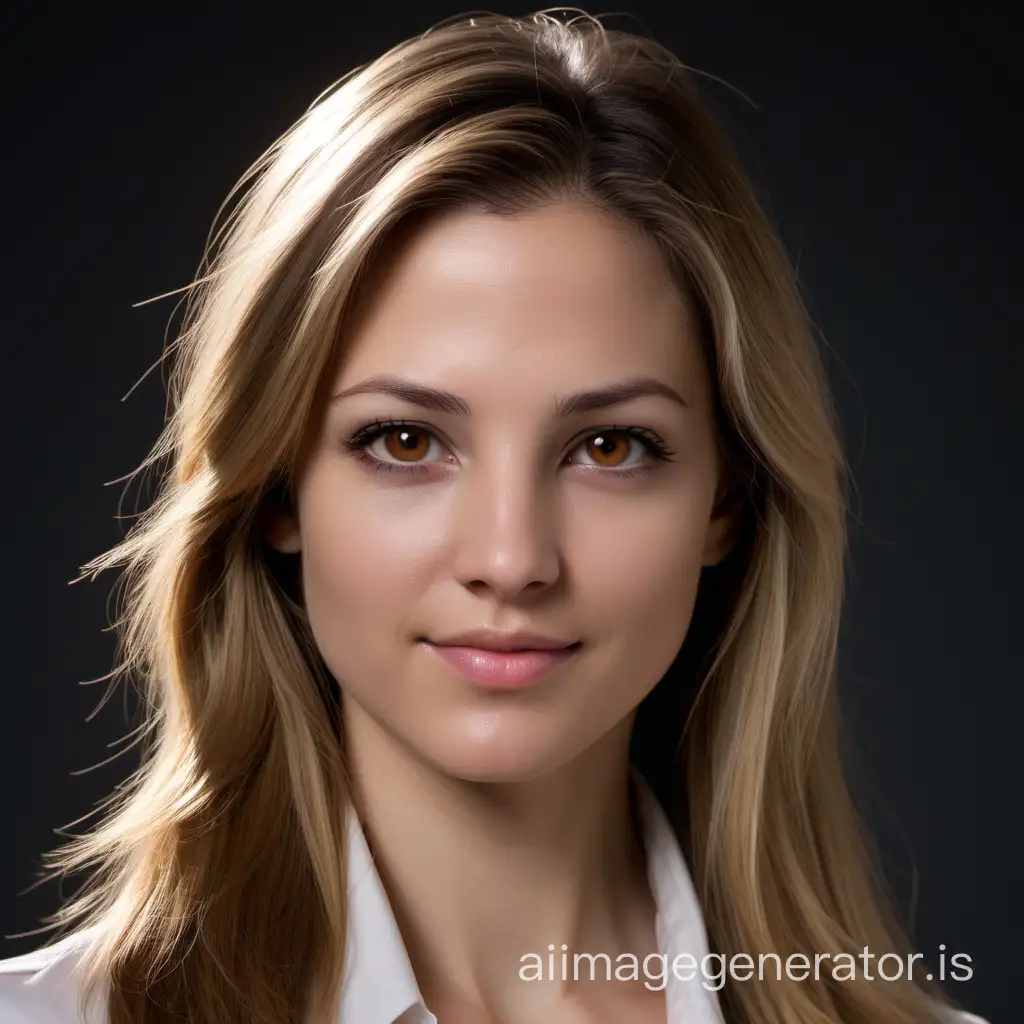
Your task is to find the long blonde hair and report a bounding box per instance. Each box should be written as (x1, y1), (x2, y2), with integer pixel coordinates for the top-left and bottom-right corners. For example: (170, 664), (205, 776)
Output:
(35, 10), (956, 1023)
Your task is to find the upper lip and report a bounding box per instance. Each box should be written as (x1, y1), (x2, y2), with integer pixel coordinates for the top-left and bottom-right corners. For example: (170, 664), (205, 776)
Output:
(426, 628), (578, 652)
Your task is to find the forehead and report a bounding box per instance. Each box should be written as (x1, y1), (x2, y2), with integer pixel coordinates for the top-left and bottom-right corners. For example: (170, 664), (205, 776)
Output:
(335, 203), (703, 395)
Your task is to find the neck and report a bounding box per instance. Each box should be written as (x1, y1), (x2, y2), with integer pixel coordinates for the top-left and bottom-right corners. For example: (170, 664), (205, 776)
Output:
(342, 701), (658, 1010)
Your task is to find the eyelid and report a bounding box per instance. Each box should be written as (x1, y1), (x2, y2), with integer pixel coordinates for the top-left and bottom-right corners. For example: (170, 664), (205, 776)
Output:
(344, 419), (454, 459)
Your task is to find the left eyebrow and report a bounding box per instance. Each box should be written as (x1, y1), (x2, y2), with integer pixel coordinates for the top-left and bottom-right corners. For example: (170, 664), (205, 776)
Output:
(329, 374), (689, 418)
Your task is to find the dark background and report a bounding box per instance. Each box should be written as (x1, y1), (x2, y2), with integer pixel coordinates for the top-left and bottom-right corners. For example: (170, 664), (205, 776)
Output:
(1, 2), (1015, 1021)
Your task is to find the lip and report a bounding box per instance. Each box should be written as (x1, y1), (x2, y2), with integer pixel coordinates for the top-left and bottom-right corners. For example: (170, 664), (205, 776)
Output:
(422, 641), (581, 689)
(426, 628), (578, 652)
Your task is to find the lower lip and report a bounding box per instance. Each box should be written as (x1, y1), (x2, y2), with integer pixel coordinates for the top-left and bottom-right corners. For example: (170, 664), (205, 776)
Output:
(423, 642), (580, 689)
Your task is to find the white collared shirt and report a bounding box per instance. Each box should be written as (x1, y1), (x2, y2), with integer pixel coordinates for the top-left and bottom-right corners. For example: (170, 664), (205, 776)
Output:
(0, 773), (989, 1024)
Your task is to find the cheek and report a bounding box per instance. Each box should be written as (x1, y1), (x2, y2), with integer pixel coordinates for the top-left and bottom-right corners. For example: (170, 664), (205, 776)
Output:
(296, 472), (449, 654)
(567, 483), (712, 635)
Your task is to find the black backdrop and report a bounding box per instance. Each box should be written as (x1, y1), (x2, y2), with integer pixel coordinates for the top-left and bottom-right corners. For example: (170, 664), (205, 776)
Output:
(2, 3), (1015, 1021)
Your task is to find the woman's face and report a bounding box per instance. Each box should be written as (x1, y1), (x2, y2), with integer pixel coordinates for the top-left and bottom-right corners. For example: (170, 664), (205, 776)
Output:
(269, 202), (735, 782)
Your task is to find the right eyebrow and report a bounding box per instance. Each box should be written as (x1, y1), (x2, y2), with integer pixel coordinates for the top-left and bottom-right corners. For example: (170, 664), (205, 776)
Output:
(331, 375), (470, 415)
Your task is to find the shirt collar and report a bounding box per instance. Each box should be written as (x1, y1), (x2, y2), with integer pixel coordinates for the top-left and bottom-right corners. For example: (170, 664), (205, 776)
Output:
(339, 767), (723, 1024)
(340, 804), (429, 1023)
(630, 768), (725, 1023)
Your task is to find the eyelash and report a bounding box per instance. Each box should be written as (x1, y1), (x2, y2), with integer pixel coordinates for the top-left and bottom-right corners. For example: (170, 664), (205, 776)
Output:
(341, 419), (677, 480)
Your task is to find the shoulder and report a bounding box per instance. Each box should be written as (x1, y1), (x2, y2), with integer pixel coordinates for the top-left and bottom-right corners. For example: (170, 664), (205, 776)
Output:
(0, 930), (106, 1024)
(939, 1007), (991, 1024)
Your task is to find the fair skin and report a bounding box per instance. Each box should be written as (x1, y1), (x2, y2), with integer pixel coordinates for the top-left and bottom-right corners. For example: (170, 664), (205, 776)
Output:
(268, 201), (736, 1023)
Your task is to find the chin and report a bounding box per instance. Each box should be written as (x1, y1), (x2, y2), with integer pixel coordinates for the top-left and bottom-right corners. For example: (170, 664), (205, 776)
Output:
(421, 715), (585, 784)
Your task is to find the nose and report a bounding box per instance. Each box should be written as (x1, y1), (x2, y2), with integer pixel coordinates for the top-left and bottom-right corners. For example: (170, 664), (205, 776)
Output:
(450, 449), (562, 604)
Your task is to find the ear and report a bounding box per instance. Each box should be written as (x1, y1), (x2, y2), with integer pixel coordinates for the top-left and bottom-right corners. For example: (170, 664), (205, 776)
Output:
(701, 477), (744, 568)
(260, 501), (302, 554)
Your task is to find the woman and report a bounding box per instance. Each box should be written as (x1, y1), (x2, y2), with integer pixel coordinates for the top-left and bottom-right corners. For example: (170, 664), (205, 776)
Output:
(0, 10), (989, 1024)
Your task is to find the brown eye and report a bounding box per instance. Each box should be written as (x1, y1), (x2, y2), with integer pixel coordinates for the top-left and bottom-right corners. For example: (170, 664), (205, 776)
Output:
(382, 427), (432, 462)
(582, 430), (633, 468)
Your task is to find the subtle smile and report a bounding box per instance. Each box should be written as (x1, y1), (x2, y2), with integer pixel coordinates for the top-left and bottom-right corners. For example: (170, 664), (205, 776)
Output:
(420, 641), (582, 689)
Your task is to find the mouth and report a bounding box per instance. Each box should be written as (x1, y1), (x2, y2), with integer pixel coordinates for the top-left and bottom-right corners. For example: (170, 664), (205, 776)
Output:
(418, 639), (582, 690)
